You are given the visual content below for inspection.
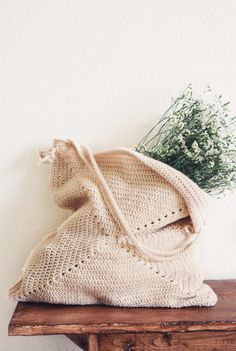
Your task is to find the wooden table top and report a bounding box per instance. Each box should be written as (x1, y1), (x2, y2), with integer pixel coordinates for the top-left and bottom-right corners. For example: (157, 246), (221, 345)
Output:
(8, 280), (236, 336)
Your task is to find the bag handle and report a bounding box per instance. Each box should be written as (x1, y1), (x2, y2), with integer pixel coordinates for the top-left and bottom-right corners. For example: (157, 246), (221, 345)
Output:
(77, 145), (199, 262)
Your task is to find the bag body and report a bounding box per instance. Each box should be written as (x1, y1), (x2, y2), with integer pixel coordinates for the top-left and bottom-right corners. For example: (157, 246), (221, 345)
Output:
(9, 139), (217, 307)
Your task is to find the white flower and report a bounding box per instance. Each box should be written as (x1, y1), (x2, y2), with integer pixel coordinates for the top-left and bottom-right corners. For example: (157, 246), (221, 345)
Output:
(137, 85), (236, 194)
(191, 141), (201, 154)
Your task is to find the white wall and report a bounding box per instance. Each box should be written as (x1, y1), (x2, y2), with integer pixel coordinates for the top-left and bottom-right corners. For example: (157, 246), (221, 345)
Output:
(1, 1), (236, 350)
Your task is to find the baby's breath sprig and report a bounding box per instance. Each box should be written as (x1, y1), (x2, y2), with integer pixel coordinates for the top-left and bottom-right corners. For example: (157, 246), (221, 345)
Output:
(136, 85), (236, 194)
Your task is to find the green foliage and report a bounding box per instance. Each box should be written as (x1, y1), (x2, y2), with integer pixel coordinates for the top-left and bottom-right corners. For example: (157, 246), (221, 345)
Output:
(136, 85), (236, 194)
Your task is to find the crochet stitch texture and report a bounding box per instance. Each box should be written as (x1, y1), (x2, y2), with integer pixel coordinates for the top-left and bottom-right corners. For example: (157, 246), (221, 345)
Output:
(9, 139), (217, 307)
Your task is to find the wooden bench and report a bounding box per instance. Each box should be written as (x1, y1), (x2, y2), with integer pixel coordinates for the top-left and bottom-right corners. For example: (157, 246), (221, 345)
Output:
(8, 280), (236, 350)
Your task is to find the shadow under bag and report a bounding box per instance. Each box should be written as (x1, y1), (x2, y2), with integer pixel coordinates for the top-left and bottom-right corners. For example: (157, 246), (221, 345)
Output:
(9, 139), (217, 307)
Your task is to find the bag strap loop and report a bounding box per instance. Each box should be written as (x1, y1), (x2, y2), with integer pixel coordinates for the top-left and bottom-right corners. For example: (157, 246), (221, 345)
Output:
(78, 145), (199, 262)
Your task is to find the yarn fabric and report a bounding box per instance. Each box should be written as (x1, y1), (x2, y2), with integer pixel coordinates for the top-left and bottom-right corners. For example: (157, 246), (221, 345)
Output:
(9, 139), (217, 307)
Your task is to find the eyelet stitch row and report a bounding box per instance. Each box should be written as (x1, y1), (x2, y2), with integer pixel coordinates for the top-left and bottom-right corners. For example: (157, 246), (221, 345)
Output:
(22, 254), (94, 298)
(117, 241), (175, 284)
(136, 207), (185, 230)
(23, 204), (185, 299)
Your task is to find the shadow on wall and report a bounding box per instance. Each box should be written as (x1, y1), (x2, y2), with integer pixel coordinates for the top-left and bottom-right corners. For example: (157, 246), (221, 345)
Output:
(2, 147), (69, 295)
(1, 148), (83, 351)
(0, 128), (141, 351)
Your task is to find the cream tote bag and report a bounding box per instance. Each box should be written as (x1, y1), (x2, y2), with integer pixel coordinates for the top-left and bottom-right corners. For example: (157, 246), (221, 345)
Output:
(9, 139), (217, 307)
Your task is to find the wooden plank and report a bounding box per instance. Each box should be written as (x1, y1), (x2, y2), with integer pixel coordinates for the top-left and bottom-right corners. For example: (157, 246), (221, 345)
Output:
(8, 280), (236, 336)
(88, 335), (99, 351)
(98, 332), (236, 351)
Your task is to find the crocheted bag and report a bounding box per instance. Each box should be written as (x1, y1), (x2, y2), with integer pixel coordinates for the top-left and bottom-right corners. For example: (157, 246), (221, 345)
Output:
(9, 139), (217, 307)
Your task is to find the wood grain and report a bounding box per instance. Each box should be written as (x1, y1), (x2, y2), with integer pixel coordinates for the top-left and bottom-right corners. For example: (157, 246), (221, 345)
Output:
(98, 332), (236, 351)
(8, 280), (236, 336)
(88, 335), (99, 351)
